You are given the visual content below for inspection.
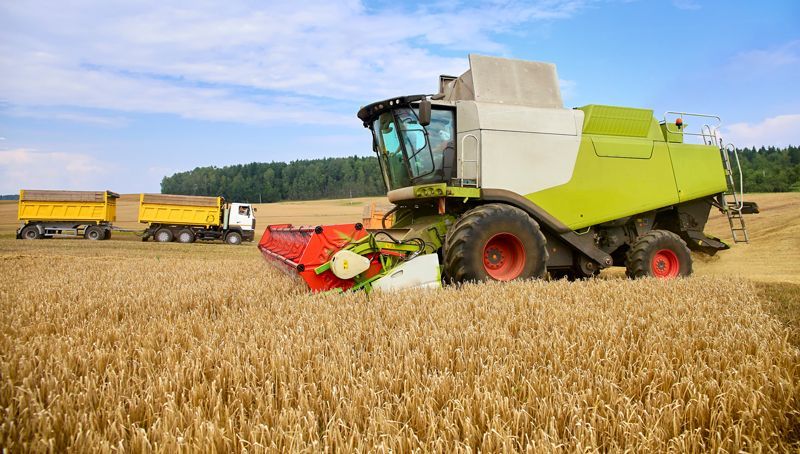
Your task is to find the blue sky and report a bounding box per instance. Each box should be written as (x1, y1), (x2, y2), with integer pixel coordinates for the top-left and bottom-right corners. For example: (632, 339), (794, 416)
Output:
(1, 0), (798, 193)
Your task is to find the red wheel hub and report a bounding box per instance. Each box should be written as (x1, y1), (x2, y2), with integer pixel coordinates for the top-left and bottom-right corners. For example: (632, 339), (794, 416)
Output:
(483, 233), (526, 281)
(651, 249), (680, 278)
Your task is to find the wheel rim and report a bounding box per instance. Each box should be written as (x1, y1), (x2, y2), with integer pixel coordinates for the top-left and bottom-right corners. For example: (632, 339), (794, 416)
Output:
(652, 249), (680, 278)
(157, 231), (170, 242)
(24, 229), (36, 239)
(89, 231), (98, 239)
(482, 232), (526, 280)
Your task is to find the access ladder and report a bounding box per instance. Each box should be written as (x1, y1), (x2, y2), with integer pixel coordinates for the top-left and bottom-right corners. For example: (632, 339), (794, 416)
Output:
(664, 112), (755, 243)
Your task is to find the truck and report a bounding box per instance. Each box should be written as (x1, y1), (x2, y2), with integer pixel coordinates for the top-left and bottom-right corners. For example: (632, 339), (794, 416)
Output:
(16, 189), (119, 240)
(138, 193), (256, 245)
(257, 54), (758, 293)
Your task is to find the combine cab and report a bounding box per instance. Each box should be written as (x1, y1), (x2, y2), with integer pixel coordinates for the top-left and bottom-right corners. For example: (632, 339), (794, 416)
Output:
(259, 54), (758, 293)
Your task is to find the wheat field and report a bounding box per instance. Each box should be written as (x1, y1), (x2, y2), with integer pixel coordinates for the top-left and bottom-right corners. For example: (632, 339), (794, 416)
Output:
(1, 193), (799, 451)
(2, 241), (799, 451)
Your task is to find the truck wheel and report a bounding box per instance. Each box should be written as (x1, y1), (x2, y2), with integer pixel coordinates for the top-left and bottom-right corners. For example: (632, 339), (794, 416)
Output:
(176, 229), (195, 243)
(225, 231), (242, 245)
(626, 230), (692, 278)
(20, 225), (42, 240)
(444, 203), (548, 283)
(155, 228), (174, 243)
(85, 225), (104, 241)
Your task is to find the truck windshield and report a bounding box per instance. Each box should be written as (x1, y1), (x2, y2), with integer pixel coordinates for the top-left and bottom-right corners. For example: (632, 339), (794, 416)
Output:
(371, 107), (454, 190)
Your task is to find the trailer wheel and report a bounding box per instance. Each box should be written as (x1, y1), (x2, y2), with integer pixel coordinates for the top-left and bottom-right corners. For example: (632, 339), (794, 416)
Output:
(625, 230), (692, 279)
(176, 229), (195, 244)
(155, 228), (174, 243)
(225, 231), (242, 245)
(444, 203), (548, 283)
(85, 225), (104, 241)
(104, 229), (112, 240)
(20, 225), (42, 240)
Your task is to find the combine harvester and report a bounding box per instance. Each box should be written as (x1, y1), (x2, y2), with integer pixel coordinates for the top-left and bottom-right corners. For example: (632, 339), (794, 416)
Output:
(259, 54), (758, 293)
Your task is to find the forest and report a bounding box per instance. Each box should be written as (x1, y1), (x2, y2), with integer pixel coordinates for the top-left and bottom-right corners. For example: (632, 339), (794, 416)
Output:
(159, 146), (800, 202)
(160, 156), (385, 203)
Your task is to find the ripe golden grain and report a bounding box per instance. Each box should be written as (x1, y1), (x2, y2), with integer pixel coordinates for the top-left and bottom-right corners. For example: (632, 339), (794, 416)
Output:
(1, 239), (798, 451)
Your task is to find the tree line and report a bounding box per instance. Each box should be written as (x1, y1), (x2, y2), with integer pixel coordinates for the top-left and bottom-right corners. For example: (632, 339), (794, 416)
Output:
(159, 147), (800, 202)
(738, 146), (800, 192)
(160, 156), (386, 203)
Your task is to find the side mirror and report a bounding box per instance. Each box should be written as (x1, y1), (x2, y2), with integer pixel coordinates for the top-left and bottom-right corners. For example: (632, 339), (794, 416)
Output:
(418, 98), (431, 126)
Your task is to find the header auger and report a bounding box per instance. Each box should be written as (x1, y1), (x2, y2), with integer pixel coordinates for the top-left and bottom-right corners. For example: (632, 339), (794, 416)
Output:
(258, 54), (758, 293)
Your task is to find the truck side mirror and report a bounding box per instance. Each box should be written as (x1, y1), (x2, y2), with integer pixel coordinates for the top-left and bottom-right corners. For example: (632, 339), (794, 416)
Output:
(418, 98), (431, 126)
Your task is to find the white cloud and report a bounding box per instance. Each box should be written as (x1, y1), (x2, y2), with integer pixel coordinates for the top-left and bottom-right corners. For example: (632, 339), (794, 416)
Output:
(0, 149), (114, 193)
(3, 106), (129, 127)
(726, 40), (800, 76)
(0, 0), (587, 125)
(723, 114), (800, 148)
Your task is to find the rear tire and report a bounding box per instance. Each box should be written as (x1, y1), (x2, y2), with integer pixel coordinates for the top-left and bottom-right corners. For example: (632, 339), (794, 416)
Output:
(225, 231), (242, 245)
(626, 230), (692, 278)
(104, 229), (111, 240)
(444, 203), (548, 283)
(20, 225), (41, 240)
(85, 225), (104, 241)
(155, 228), (174, 243)
(176, 229), (195, 243)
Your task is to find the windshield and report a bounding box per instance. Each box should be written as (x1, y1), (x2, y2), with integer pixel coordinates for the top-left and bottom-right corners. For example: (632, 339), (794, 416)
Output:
(371, 107), (455, 190)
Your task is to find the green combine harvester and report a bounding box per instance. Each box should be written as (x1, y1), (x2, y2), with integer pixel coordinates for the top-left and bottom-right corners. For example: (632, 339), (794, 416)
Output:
(259, 54), (758, 293)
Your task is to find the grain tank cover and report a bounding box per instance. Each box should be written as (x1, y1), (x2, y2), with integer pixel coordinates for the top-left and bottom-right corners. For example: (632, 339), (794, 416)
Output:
(442, 54), (563, 108)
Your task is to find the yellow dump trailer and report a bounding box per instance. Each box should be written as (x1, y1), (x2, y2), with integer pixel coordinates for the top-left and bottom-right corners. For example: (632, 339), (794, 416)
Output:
(16, 190), (119, 240)
(138, 194), (256, 245)
(138, 193), (222, 227)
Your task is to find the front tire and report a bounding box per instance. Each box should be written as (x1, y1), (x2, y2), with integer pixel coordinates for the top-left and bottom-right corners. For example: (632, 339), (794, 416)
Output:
(225, 231), (242, 245)
(444, 203), (548, 283)
(20, 225), (41, 240)
(625, 230), (692, 278)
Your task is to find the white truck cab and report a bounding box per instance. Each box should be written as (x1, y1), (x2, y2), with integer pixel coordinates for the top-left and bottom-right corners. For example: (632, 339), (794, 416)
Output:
(229, 203), (255, 229)
(225, 202), (256, 243)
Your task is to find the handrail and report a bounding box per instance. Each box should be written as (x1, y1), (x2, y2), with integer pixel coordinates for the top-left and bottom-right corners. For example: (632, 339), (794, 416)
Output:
(458, 133), (480, 187)
(663, 111), (722, 138)
(725, 143), (745, 211)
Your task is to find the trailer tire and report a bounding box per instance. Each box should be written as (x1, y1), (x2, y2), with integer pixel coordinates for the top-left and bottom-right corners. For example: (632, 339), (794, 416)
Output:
(225, 231), (242, 245)
(104, 229), (112, 240)
(155, 228), (174, 243)
(626, 230), (692, 279)
(176, 229), (195, 244)
(20, 225), (42, 240)
(85, 225), (104, 241)
(444, 203), (548, 283)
